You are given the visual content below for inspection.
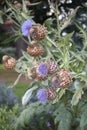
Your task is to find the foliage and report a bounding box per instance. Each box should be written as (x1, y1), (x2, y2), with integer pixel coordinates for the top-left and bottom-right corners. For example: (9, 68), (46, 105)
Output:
(0, 0), (87, 130)
(5, 0), (87, 106)
(15, 102), (60, 130)
(0, 82), (18, 108)
(14, 91), (87, 130)
(0, 64), (4, 71)
(0, 105), (19, 130)
(1, 0), (87, 105)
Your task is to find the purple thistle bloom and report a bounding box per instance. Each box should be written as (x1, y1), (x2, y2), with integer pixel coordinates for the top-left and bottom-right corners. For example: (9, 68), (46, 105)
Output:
(46, 122), (51, 127)
(37, 63), (48, 77)
(21, 20), (32, 36)
(36, 88), (47, 103)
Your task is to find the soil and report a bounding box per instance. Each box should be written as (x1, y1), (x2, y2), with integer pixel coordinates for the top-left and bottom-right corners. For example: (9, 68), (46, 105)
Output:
(0, 70), (30, 83)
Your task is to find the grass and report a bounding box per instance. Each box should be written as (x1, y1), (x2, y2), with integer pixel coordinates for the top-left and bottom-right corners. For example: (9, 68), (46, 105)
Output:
(0, 64), (5, 72)
(13, 82), (30, 101)
(0, 64), (30, 102)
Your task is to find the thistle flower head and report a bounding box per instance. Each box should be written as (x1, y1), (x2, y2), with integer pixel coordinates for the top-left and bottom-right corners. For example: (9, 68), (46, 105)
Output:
(36, 63), (48, 77)
(36, 88), (47, 103)
(57, 69), (72, 88)
(21, 20), (32, 36)
(51, 74), (61, 87)
(47, 60), (58, 74)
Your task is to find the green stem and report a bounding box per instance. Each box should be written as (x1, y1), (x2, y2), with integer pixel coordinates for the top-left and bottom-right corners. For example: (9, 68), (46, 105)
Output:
(28, 35), (32, 43)
(21, 36), (31, 46)
(46, 47), (55, 61)
(8, 73), (22, 88)
(1, 11), (20, 27)
(63, 47), (69, 69)
(46, 35), (64, 61)
(46, 36), (57, 47)
(27, 1), (42, 6)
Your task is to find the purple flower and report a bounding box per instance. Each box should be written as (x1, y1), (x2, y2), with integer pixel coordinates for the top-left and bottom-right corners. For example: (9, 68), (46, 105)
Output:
(21, 20), (32, 36)
(46, 122), (51, 127)
(37, 63), (48, 77)
(36, 88), (47, 103)
(48, 110), (53, 114)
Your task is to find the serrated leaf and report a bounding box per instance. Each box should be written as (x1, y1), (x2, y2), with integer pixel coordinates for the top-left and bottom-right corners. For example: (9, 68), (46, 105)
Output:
(54, 104), (72, 130)
(44, 18), (55, 32)
(22, 86), (38, 106)
(15, 61), (27, 73)
(61, 32), (74, 46)
(70, 51), (85, 63)
(80, 112), (87, 129)
(46, 36), (57, 47)
(79, 73), (87, 82)
(58, 89), (66, 100)
(71, 88), (84, 106)
(80, 104), (87, 129)
(22, 50), (34, 62)
(0, 34), (21, 44)
(22, 0), (28, 13)
(53, 89), (66, 104)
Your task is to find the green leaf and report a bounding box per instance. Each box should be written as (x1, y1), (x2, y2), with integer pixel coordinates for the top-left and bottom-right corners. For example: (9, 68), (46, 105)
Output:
(80, 104), (87, 130)
(44, 18), (55, 31)
(80, 112), (87, 129)
(0, 11), (3, 24)
(59, 32), (74, 46)
(22, 86), (38, 106)
(53, 89), (66, 104)
(0, 34), (21, 44)
(22, 51), (34, 62)
(78, 72), (87, 83)
(46, 36), (57, 47)
(71, 89), (84, 106)
(15, 102), (40, 129)
(58, 89), (66, 100)
(70, 51), (85, 63)
(54, 104), (72, 130)
(15, 60), (27, 73)
(73, 20), (87, 48)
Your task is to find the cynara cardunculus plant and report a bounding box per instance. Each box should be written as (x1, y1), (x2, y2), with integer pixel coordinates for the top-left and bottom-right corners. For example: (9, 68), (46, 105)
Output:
(2, 0), (87, 108)
(1, 0), (87, 130)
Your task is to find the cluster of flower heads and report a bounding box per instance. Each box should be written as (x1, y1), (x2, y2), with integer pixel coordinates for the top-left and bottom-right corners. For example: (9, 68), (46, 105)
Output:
(2, 19), (72, 104)
(2, 20), (46, 69)
(21, 19), (47, 39)
(27, 61), (58, 80)
(21, 20), (72, 103)
(36, 68), (72, 103)
(27, 61), (58, 104)
(22, 20), (47, 57)
(27, 61), (72, 103)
